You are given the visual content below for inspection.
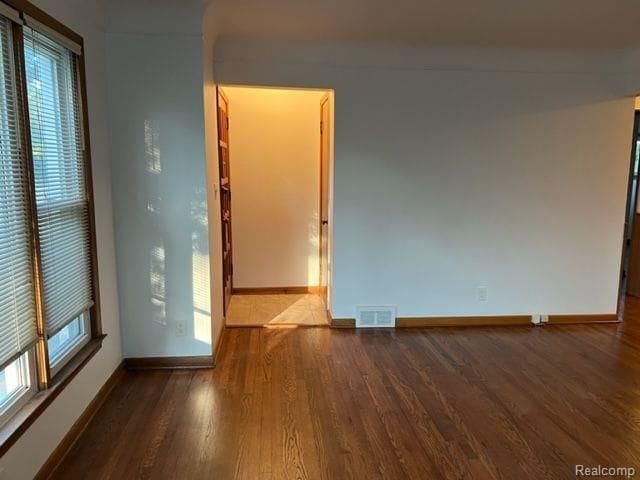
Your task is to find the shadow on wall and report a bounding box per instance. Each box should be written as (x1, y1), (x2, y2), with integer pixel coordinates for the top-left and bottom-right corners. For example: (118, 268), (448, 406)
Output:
(143, 118), (212, 351)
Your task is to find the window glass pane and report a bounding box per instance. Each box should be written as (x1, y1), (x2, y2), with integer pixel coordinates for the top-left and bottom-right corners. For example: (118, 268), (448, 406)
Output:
(23, 27), (93, 335)
(47, 314), (85, 364)
(0, 354), (29, 408)
(0, 15), (38, 368)
(24, 35), (83, 207)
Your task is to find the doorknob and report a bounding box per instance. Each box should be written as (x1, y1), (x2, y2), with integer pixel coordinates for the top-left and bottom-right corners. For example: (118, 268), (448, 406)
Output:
(322, 220), (328, 225)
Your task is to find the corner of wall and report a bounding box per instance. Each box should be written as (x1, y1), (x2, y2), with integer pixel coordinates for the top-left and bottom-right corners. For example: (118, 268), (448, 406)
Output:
(202, 4), (225, 352)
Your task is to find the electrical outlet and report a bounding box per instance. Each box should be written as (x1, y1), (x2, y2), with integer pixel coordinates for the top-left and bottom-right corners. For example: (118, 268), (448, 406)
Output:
(175, 320), (185, 336)
(531, 314), (549, 325)
(477, 286), (488, 302)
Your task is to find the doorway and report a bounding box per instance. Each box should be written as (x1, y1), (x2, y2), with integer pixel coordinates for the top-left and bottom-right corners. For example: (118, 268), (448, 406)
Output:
(622, 110), (640, 305)
(215, 86), (334, 326)
(216, 88), (233, 315)
(319, 94), (330, 307)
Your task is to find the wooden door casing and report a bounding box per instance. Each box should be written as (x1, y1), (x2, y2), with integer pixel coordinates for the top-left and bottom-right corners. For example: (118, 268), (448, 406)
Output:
(319, 95), (330, 306)
(217, 88), (233, 313)
(625, 113), (640, 298)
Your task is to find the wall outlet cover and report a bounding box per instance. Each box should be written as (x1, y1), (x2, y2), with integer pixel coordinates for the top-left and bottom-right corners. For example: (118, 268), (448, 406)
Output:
(477, 286), (488, 302)
(176, 320), (186, 336)
(531, 314), (549, 325)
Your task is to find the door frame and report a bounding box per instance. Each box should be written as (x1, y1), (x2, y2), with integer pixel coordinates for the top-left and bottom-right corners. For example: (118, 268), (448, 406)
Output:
(213, 84), (335, 318)
(617, 110), (640, 317)
(216, 86), (233, 315)
(319, 92), (334, 313)
(319, 94), (331, 307)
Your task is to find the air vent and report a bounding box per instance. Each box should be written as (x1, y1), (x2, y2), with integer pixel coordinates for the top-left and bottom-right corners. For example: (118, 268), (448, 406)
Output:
(356, 306), (396, 328)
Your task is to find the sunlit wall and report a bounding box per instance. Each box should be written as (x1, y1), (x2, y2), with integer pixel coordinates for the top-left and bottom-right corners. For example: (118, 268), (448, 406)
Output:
(214, 40), (634, 319)
(107, 32), (213, 356)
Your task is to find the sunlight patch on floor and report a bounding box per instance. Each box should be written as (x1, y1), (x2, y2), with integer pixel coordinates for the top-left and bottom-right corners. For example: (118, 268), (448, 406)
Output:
(226, 293), (328, 326)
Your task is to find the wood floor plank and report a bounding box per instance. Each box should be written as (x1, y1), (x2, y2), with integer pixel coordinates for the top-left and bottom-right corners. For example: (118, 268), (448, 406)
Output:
(50, 298), (640, 479)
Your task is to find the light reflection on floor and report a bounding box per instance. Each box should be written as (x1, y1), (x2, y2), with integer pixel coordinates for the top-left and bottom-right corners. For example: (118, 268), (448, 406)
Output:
(226, 293), (328, 326)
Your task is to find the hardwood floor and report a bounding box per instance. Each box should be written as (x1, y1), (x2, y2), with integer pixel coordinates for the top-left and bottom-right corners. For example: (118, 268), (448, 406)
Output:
(226, 294), (329, 326)
(51, 300), (640, 479)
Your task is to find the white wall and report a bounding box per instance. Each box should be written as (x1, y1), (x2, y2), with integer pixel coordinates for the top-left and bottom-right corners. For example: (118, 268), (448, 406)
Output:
(0, 0), (123, 478)
(102, 0), (225, 358)
(202, 3), (225, 350)
(105, 31), (215, 357)
(222, 86), (325, 288)
(214, 40), (634, 319)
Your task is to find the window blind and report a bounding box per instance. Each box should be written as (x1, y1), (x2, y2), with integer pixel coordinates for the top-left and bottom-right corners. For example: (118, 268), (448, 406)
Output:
(0, 15), (38, 368)
(23, 26), (93, 337)
(23, 15), (81, 56)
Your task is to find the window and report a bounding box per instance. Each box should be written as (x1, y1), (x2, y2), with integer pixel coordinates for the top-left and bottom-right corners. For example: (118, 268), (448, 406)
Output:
(48, 314), (89, 377)
(0, 352), (35, 428)
(0, 0), (100, 436)
(0, 11), (39, 423)
(23, 26), (94, 339)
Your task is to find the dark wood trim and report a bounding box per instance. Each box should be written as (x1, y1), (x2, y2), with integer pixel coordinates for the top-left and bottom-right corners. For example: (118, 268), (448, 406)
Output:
(330, 318), (356, 328)
(77, 52), (102, 339)
(332, 314), (620, 328)
(0, 336), (105, 457)
(216, 86), (233, 316)
(396, 315), (532, 328)
(232, 286), (323, 295)
(627, 213), (640, 298)
(546, 314), (619, 325)
(335, 316), (530, 328)
(616, 110), (640, 318)
(123, 356), (214, 371)
(11, 19), (51, 388)
(213, 327), (226, 366)
(34, 360), (125, 480)
(618, 111), (640, 316)
(2, 0), (83, 46)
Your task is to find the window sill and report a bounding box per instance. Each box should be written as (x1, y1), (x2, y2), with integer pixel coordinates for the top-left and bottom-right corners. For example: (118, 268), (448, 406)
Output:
(0, 335), (105, 457)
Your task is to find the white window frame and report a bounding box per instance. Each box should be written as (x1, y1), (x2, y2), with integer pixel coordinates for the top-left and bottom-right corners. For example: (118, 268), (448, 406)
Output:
(48, 314), (90, 378)
(0, 350), (37, 429)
